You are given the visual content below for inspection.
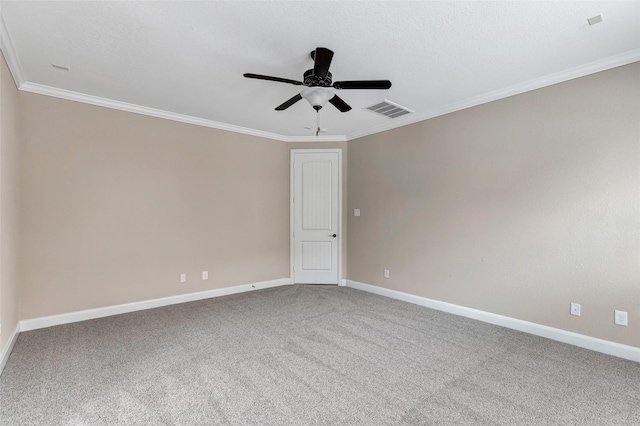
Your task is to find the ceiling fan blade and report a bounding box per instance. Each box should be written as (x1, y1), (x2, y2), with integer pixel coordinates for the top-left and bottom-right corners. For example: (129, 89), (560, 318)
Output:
(275, 93), (303, 111)
(312, 47), (334, 79)
(328, 94), (352, 112)
(243, 73), (303, 86)
(333, 80), (392, 90)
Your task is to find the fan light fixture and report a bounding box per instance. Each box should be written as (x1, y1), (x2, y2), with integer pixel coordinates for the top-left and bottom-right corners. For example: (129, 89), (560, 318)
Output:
(300, 87), (331, 111)
(243, 47), (391, 114)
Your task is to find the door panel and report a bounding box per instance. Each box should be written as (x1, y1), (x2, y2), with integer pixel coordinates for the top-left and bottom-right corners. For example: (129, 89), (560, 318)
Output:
(301, 161), (332, 230)
(293, 151), (340, 284)
(301, 242), (332, 270)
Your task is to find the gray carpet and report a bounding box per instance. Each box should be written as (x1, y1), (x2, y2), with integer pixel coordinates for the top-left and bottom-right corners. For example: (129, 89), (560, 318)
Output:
(1, 285), (638, 425)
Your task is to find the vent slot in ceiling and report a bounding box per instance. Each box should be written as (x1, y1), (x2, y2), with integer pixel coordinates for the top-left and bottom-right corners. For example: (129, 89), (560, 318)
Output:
(364, 100), (414, 118)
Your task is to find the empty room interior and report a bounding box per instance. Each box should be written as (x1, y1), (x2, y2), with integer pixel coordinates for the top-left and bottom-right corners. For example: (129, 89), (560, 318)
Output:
(0, 1), (639, 424)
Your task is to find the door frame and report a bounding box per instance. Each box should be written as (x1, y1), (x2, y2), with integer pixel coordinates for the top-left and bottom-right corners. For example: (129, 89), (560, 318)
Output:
(290, 148), (343, 285)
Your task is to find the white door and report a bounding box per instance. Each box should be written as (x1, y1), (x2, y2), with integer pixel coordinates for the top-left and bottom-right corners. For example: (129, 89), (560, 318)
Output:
(291, 150), (341, 284)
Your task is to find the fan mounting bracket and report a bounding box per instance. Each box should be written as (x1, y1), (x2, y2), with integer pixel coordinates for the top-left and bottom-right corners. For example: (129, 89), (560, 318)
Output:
(303, 69), (332, 87)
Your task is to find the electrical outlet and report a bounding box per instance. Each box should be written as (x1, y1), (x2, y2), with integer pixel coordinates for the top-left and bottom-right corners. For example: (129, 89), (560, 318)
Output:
(202, 271), (208, 280)
(180, 273), (186, 283)
(570, 303), (581, 316)
(354, 209), (361, 217)
(614, 310), (628, 326)
(384, 269), (390, 278)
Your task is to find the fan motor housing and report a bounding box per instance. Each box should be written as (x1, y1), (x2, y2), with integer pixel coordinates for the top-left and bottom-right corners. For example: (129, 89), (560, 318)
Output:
(304, 69), (332, 87)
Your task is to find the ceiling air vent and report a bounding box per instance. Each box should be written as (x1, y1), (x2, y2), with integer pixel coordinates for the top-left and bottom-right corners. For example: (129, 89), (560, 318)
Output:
(364, 99), (414, 119)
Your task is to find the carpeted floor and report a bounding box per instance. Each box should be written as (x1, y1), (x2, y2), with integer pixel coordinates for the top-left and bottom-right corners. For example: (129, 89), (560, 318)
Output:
(1, 285), (638, 425)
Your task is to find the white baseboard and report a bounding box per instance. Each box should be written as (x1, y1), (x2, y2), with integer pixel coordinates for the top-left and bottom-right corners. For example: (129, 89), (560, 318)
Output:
(345, 280), (640, 363)
(20, 278), (292, 332)
(0, 323), (20, 376)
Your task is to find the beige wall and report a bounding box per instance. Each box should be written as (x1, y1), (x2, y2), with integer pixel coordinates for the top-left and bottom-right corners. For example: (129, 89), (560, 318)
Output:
(288, 142), (348, 279)
(0, 53), (20, 351)
(347, 63), (640, 347)
(3, 55), (639, 351)
(18, 93), (291, 319)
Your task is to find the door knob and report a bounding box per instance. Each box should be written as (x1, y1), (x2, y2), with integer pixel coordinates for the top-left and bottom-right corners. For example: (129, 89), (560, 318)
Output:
(330, 234), (337, 238)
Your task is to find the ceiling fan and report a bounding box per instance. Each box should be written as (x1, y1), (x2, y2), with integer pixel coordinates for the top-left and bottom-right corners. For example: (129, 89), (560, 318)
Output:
(243, 47), (392, 113)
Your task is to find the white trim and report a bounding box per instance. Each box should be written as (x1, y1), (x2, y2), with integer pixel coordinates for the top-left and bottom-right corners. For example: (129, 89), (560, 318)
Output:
(346, 49), (640, 141)
(340, 279), (347, 287)
(19, 278), (292, 332)
(16, 82), (347, 143)
(346, 280), (640, 363)
(17, 82), (340, 142)
(288, 136), (347, 143)
(290, 149), (343, 285)
(0, 323), (20, 377)
(0, 12), (25, 87)
(290, 152), (295, 282)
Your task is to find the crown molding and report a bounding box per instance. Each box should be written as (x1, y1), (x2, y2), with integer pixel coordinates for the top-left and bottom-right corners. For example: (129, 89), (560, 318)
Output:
(286, 135), (347, 142)
(347, 48), (640, 141)
(18, 81), (347, 142)
(0, 12), (25, 87)
(17, 82), (280, 141)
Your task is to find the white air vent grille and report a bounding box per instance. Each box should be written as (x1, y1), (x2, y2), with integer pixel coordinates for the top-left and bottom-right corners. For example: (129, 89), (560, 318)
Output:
(364, 100), (414, 118)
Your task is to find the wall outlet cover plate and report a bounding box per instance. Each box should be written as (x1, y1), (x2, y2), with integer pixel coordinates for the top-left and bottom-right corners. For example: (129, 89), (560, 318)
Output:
(614, 310), (628, 326)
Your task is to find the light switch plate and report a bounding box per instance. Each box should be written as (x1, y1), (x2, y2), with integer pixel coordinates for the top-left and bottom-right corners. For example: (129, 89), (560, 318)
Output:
(354, 209), (361, 217)
(570, 303), (581, 316)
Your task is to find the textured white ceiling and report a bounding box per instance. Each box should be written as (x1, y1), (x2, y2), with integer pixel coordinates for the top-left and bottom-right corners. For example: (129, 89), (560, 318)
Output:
(1, 1), (639, 140)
